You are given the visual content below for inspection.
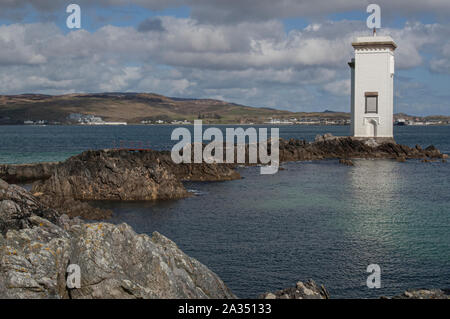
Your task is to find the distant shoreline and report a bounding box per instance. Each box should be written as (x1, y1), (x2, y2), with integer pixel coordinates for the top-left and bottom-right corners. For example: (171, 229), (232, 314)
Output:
(2, 93), (449, 126)
(2, 123), (450, 127)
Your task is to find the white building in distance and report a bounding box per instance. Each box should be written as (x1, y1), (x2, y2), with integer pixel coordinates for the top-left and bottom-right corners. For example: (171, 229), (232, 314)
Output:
(349, 35), (397, 138)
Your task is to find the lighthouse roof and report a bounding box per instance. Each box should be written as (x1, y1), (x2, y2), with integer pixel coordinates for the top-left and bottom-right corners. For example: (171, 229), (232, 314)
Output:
(352, 36), (397, 50)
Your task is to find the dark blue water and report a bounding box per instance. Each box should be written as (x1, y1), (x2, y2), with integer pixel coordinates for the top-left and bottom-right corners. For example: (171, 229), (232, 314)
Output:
(1, 125), (449, 164)
(1, 125), (449, 298)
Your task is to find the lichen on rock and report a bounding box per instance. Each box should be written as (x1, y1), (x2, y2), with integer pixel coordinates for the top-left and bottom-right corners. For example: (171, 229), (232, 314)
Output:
(0, 179), (236, 299)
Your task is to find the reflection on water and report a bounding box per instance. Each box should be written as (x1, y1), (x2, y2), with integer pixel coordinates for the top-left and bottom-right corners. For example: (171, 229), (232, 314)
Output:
(94, 159), (450, 298)
(345, 160), (402, 240)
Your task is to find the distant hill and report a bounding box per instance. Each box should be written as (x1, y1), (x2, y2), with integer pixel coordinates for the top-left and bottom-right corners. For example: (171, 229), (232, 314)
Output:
(0, 93), (350, 124)
(1, 92), (445, 125)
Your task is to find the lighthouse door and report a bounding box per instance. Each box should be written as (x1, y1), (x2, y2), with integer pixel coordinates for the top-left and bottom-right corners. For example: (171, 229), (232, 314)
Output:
(368, 119), (378, 137)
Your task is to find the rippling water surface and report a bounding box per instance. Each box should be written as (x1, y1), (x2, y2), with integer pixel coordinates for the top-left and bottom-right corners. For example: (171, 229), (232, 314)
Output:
(1, 125), (449, 298)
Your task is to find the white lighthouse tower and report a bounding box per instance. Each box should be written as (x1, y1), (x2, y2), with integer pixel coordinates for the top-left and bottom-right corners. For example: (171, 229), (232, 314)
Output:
(349, 34), (397, 138)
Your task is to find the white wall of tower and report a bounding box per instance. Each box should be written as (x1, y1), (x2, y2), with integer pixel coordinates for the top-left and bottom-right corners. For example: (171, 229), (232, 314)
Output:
(350, 37), (396, 138)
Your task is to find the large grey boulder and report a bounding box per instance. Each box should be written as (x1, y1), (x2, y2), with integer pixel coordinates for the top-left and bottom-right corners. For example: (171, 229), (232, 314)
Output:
(0, 180), (236, 299)
(0, 179), (59, 235)
(67, 222), (235, 299)
(0, 215), (71, 298)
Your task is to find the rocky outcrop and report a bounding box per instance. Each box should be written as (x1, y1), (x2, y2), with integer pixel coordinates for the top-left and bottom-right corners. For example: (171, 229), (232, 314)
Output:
(339, 159), (355, 166)
(31, 150), (189, 201)
(1, 135), (446, 220)
(259, 280), (330, 299)
(258, 281), (450, 300)
(384, 289), (450, 299)
(0, 162), (59, 184)
(0, 150), (241, 185)
(3, 135), (445, 186)
(0, 149), (240, 220)
(26, 149), (240, 219)
(278, 135), (445, 163)
(0, 178), (59, 235)
(0, 180), (236, 299)
(159, 155), (240, 182)
(35, 195), (112, 220)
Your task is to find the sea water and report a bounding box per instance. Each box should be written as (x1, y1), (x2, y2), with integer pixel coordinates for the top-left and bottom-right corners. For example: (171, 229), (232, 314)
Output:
(1, 125), (449, 298)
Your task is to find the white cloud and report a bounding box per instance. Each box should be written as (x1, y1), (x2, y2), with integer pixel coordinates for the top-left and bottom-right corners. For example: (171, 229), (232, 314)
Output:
(0, 16), (449, 114)
(323, 79), (350, 96)
(3, 0), (450, 24)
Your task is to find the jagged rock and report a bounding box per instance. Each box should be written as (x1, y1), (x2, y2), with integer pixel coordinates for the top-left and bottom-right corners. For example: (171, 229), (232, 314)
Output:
(339, 159), (355, 166)
(0, 162), (59, 184)
(0, 179), (8, 190)
(0, 179), (59, 235)
(259, 280), (329, 299)
(2, 149), (240, 220)
(35, 194), (112, 220)
(0, 217), (235, 299)
(31, 150), (189, 201)
(0, 215), (72, 298)
(66, 224), (235, 299)
(384, 289), (450, 299)
(424, 145), (442, 158)
(278, 136), (444, 163)
(363, 138), (380, 148)
(315, 133), (336, 142)
(396, 156), (406, 162)
(0, 182), (236, 299)
(2, 138), (445, 187)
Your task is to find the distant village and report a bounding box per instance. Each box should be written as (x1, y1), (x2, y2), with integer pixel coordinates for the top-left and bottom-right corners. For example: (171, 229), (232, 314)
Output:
(393, 118), (450, 126)
(264, 118), (350, 125)
(14, 113), (450, 126)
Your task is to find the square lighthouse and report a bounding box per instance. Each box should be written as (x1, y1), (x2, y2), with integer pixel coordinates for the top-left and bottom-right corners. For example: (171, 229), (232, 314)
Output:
(349, 35), (397, 138)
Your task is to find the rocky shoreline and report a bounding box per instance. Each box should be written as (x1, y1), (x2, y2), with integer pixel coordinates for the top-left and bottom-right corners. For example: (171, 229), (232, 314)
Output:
(1, 135), (446, 184)
(259, 280), (449, 299)
(0, 135), (447, 220)
(1, 135), (448, 299)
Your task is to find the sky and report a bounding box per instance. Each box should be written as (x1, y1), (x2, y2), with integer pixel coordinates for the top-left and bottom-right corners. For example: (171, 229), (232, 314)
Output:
(0, 1), (450, 116)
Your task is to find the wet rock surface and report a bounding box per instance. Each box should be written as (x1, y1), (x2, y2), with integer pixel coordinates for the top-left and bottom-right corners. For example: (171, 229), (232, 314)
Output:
(0, 180), (236, 299)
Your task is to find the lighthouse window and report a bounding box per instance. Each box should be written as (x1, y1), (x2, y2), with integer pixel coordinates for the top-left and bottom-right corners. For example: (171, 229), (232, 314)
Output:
(365, 93), (378, 114)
